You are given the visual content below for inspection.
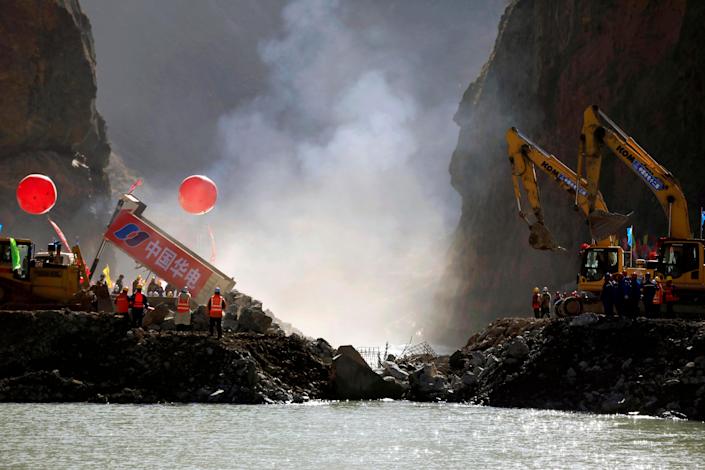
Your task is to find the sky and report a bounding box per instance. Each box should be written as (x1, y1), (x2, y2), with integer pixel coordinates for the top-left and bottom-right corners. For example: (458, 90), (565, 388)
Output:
(82, 0), (507, 346)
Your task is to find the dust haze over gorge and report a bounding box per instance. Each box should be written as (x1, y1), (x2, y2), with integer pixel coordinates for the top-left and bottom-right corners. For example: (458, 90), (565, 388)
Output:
(84, 0), (506, 345)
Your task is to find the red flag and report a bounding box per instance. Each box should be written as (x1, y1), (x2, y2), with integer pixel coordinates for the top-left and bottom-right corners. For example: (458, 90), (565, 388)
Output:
(47, 217), (70, 251)
(127, 178), (143, 195)
(207, 224), (216, 264)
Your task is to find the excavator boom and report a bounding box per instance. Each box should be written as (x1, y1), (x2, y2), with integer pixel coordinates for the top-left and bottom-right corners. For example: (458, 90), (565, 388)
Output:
(579, 105), (692, 238)
(507, 127), (627, 248)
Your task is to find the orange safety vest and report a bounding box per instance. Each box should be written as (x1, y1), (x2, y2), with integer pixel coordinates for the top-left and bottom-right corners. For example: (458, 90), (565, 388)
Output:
(653, 285), (662, 305)
(115, 293), (129, 313)
(133, 292), (145, 309)
(664, 285), (677, 303)
(177, 294), (191, 313)
(209, 294), (224, 318)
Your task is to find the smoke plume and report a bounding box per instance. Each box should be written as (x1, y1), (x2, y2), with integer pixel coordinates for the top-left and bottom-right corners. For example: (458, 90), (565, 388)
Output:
(84, 0), (505, 345)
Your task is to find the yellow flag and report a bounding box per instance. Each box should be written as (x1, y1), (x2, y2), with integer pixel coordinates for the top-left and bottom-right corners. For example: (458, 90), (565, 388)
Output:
(102, 265), (113, 289)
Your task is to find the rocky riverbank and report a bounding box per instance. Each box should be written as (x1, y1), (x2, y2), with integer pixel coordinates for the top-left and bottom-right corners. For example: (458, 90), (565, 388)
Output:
(0, 310), (333, 404)
(2, 310), (704, 420)
(388, 315), (705, 420)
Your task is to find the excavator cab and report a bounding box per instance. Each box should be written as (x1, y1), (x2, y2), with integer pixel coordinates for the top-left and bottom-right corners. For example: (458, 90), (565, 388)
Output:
(657, 239), (705, 293)
(578, 246), (623, 293)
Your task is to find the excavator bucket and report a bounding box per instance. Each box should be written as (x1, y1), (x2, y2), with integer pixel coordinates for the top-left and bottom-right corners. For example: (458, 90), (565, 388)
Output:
(528, 222), (564, 251)
(588, 210), (631, 242)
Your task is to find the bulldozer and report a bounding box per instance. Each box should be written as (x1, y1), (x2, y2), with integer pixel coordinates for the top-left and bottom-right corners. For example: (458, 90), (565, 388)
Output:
(0, 237), (92, 309)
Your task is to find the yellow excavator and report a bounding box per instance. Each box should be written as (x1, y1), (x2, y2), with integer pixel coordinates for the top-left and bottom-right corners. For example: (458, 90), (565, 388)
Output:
(507, 127), (630, 304)
(0, 237), (92, 308)
(579, 105), (705, 310)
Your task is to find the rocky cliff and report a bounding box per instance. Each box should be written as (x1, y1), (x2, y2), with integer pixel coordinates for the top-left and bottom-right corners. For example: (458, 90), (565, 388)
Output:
(0, 0), (111, 252)
(436, 1), (705, 345)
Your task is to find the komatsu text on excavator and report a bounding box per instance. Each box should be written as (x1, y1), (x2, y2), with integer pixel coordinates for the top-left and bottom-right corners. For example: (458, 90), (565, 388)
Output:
(580, 105), (705, 312)
(507, 127), (630, 313)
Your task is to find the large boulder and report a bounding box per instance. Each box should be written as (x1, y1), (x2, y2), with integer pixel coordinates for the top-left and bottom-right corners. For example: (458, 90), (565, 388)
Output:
(383, 361), (409, 381)
(143, 303), (170, 328)
(408, 363), (449, 401)
(237, 308), (272, 334)
(331, 346), (404, 400)
(191, 306), (209, 331)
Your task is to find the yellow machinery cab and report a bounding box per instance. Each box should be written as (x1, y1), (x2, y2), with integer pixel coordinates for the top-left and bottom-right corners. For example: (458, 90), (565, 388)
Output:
(0, 237), (87, 305)
(657, 238), (705, 300)
(578, 246), (624, 294)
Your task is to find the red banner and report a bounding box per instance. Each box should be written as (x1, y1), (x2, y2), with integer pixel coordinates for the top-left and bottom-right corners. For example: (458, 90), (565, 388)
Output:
(105, 210), (210, 296)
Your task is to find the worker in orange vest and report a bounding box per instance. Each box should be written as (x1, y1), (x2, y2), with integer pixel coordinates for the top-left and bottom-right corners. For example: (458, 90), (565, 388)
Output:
(114, 286), (131, 325)
(129, 285), (149, 328)
(207, 286), (226, 339)
(175, 287), (192, 331)
(531, 287), (541, 318)
(663, 276), (678, 318)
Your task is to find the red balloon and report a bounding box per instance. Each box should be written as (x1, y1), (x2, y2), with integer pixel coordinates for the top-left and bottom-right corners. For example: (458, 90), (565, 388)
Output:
(178, 175), (217, 215)
(16, 174), (57, 215)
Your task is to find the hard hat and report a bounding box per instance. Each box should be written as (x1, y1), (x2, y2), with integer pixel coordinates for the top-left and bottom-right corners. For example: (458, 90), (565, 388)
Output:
(136, 285), (142, 290)
(542, 286), (548, 292)
(215, 287), (221, 294)
(181, 287), (188, 293)
(122, 286), (128, 292)
(666, 276), (673, 281)
(533, 287), (540, 293)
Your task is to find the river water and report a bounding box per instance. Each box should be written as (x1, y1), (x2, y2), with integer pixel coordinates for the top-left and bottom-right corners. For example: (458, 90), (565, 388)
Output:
(1, 401), (703, 469)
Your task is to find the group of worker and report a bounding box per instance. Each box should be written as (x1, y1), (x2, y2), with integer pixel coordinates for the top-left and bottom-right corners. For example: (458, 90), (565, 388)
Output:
(531, 287), (553, 318)
(601, 271), (677, 318)
(110, 274), (178, 298)
(532, 272), (678, 319)
(113, 284), (227, 339)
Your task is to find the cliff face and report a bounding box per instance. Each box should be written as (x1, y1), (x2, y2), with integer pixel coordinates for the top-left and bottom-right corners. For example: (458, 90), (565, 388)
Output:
(0, 0), (111, 252)
(437, 1), (705, 345)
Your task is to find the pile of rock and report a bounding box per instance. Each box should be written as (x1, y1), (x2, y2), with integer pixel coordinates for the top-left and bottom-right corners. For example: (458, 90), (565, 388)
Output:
(0, 310), (331, 404)
(446, 315), (705, 419)
(140, 290), (300, 337)
(354, 315), (705, 420)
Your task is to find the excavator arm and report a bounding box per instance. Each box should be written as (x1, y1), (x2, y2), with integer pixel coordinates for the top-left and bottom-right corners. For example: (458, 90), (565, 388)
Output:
(579, 105), (692, 238)
(506, 127), (626, 249)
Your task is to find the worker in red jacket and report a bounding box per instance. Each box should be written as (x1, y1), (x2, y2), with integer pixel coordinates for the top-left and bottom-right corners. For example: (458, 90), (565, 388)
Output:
(114, 286), (131, 325)
(207, 287), (226, 339)
(129, 285), (149, 328)
(663, 276), (678, 318)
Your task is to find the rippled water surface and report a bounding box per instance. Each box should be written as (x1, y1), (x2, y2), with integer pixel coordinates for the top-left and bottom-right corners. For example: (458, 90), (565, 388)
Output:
(1, 401), (704, 469)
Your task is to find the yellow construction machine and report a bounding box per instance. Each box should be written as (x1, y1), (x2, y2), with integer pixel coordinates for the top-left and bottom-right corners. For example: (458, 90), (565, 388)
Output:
(0, 238), (92, 308)
(507, 127), (630, 299)
(579, 105), (705, 311)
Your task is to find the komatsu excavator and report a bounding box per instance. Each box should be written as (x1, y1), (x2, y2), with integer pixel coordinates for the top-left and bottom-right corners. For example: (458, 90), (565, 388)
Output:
(580, 105), (705, 310)
(507, 127), (630, 302)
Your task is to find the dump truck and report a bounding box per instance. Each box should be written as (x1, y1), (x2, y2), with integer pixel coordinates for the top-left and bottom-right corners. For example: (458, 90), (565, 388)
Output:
(90, 194), (236, 305)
